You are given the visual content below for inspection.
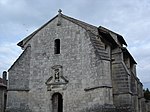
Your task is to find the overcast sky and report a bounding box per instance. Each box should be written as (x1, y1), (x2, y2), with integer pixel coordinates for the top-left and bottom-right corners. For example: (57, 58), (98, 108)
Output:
(0, 0), (150, 89)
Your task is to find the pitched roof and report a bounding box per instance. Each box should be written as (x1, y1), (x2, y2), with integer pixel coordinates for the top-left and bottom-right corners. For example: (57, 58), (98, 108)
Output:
(122, 47), (137, 64)
(17, 14), (99, 48)
(17, 13), (126, 48)
(17, 15), (58, 48)
(99, 26), (127, 46)
(61, 14), (98, 34)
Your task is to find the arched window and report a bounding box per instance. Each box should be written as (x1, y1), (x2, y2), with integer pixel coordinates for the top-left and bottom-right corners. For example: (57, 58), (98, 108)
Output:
(54, 39), (60, 54)
(52, 93), (63, 112)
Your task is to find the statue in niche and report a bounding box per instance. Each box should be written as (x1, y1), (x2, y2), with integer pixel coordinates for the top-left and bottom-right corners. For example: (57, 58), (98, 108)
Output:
(45, 65), (69, 91)
(54, 69), (60, 82)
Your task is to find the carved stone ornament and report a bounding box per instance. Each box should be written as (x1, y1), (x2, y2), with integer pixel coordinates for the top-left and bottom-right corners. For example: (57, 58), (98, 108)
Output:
(45, 65), (68, 91)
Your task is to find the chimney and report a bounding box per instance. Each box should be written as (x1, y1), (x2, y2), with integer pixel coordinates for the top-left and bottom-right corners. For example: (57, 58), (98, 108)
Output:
(3, 71), (7, 84)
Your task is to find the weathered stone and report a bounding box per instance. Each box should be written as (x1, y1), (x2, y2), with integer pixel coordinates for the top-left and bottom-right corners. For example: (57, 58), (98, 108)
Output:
(5, 11), (147, 112)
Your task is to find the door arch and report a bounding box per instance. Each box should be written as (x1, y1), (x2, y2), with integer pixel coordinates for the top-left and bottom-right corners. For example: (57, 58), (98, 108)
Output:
(52, 93), (63, 112)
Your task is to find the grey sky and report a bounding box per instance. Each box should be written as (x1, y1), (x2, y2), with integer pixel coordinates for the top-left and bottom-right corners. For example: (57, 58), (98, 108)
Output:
(0, 0), (150, 88)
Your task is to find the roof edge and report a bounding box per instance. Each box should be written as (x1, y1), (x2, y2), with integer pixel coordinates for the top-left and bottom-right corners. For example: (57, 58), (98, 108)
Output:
(122, 47), (137, 64)
(17, 15), (58, 48)
(17, 13), (100, 48)
(8, 45), (31, 71)
(99, 26), (127, 46)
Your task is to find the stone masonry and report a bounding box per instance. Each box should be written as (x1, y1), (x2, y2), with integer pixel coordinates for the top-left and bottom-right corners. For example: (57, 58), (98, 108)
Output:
(6, 10), (147, 112)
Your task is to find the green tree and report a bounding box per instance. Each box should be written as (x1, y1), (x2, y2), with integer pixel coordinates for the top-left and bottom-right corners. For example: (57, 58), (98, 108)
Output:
(144, 88), (150, 100)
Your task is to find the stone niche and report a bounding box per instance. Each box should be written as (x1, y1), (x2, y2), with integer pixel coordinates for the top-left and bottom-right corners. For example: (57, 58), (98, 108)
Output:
(45, 65), (68, 91)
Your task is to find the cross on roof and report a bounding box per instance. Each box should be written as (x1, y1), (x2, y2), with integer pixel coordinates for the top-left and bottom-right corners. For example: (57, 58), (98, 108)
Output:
(58, 9), (62, 14)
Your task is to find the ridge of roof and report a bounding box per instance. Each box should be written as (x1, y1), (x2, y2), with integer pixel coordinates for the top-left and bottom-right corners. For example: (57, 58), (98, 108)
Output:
(61, 14), (98, 33)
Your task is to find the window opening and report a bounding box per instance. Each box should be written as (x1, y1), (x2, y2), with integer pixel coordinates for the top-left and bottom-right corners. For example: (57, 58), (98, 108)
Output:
(54, 39), (60, 54)
(52, 93), (63, 112)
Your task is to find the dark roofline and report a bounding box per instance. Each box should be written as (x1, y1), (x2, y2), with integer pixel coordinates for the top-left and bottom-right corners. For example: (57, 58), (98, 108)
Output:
(17, 15), (59, 48)
(18, 13), (127, 49)
(99, 26), (127, 46)
(8, 45), (31, 71)
(61, 14), (121, 49)
(17, 13), (99, 48)
(61, 14), (98, 31)
(122, 47), (137, 64)
(98, 28), (118, 48)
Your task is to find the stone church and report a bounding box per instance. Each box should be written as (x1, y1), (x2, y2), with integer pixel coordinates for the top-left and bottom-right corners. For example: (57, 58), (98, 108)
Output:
(6, 10), (146, 112)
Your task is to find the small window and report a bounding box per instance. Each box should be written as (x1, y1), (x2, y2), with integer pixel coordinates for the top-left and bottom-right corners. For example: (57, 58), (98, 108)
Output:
(54, 39), (60, 54)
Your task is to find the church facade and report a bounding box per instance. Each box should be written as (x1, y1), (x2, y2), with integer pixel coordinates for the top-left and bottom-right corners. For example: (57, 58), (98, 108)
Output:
(6, 11), (146, 112)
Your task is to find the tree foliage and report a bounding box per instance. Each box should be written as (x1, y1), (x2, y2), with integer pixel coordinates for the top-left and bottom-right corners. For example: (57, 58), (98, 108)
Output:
(144, 88), (150, 100)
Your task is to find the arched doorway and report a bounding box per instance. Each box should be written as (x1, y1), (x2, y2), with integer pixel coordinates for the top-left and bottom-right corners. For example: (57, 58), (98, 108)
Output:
(52, 93), (63, 112)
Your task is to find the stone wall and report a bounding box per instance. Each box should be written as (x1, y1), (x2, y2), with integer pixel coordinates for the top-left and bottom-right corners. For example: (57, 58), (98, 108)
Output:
(112, 47), (132, 107)
(6, 13), (147, 112)
(7, 16), (113, 112)
(146, 101), (150, 112)
(8, 46), (31, 90)
(0, 89), (4, 112)
(7, 46), (31, 111)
